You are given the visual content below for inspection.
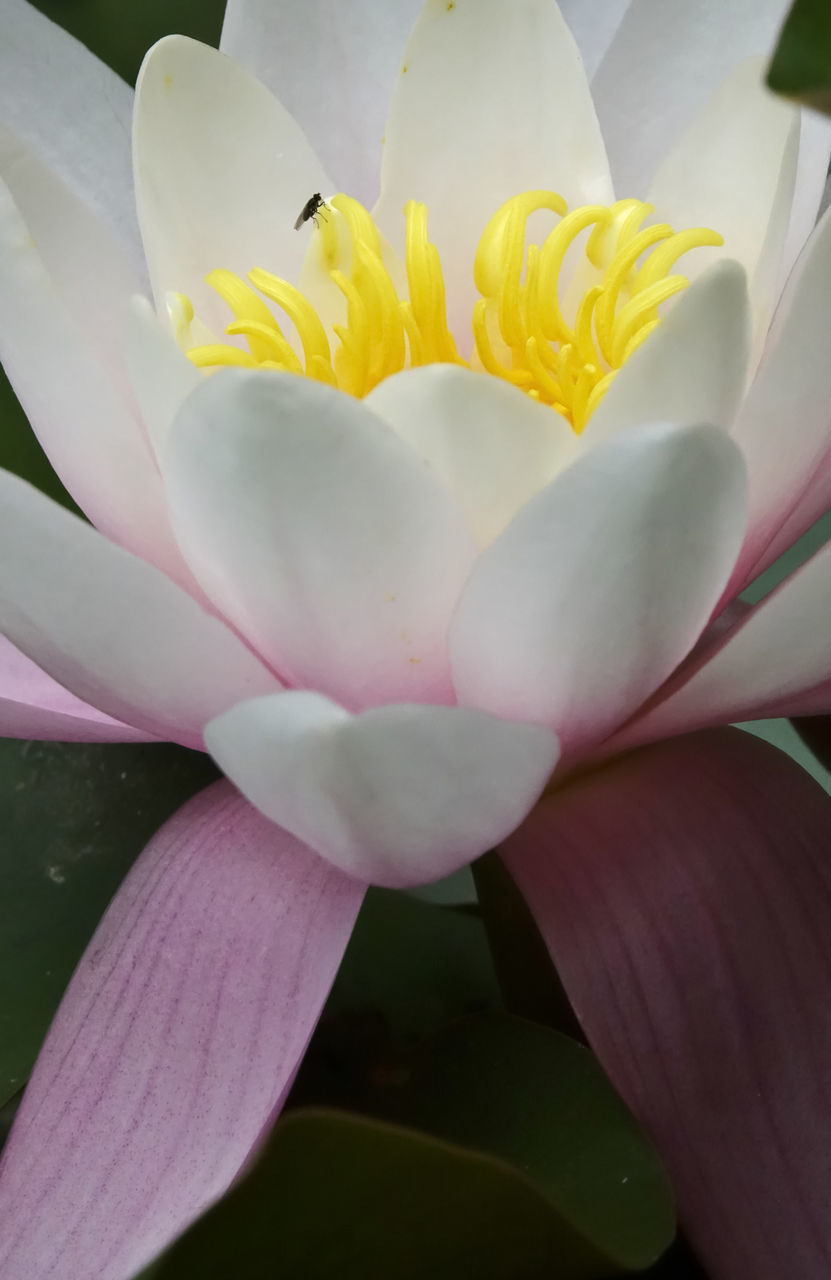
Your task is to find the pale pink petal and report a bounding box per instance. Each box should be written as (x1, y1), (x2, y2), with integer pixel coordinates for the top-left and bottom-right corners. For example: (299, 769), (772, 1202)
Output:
(450, 422), (747, 757)
(582, 261), (751, 447)
(503, 728), (831, 1280)
(219, 0), (422, 207)
(728, 207), (831, 592)
(366, 365), (577, 549)
(0, 470), (280, 748)
(205, 690), (559, 888)
(164, 370), (477, 710)
(646, 58), (799, 355)
(0, 178), (194, 587)
(0, 0), (142, 276)
(0, 636), (157, 743)
(612, 535), (831, 750)
(374, 0), (612, 344)
(133, 36), (332, 329)
(593, 0), (794, 198)
(0, 780), (363, 1280)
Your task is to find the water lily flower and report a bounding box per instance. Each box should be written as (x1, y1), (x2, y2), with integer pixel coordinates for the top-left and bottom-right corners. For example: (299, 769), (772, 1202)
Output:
(2, 0), (831, 1275)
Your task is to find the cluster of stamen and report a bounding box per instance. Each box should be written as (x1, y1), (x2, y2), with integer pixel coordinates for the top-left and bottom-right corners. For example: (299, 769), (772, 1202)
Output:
(178, 190), (721, 433)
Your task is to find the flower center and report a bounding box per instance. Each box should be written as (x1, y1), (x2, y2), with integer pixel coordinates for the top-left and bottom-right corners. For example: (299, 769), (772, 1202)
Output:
(177, 191), (722, 433)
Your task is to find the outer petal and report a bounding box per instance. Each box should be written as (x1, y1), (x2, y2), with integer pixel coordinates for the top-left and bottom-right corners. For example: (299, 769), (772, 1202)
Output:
(592, 0), (794, 198)
(0, 178), (193, 586)
(728, 206), (831, 591)
(366, 365), (577, 548)
(0, 780), (364, 1280)
(779, 109), (831, 296)
(0, 470), (280, 748)
(219, 0), (423, 207)
(205, 690), (560, 888)
(0, 0), (141, 276)
(558, 0), (630, 81)
(125, 295), (202, 466)
(0, 636), (157, 744)
(502, 728), (831, 1280)
(133, 36), (332, 328)
(450, 422), (748, 756)
(614, 535), (831, 749)
(164, 370), (477, 709)
(374, 0), (612, 343)
(646, 58), (799, 354)
(582, 261), (751, 447)
(0, 126), (141, 383)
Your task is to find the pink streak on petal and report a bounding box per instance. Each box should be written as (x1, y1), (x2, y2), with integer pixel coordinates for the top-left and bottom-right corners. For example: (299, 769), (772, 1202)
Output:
(0, 635), (157, 742)
(0, 781), (364, 1280)
(503, 728), (831, 1280)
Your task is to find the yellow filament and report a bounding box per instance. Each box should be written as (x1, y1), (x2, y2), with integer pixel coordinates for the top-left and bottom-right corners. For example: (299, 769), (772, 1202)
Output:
(181, 189), (722, 433)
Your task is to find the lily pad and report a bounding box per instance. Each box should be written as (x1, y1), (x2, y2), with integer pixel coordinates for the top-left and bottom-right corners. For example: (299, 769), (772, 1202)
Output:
(767, 0), (831, 115)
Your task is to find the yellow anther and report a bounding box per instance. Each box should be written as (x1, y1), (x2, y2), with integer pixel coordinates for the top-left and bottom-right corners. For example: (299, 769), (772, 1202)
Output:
(177, 188), (721, 433)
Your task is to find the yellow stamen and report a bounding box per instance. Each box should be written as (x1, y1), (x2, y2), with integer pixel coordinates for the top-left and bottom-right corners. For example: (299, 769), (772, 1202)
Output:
(181, 189), (722, 433)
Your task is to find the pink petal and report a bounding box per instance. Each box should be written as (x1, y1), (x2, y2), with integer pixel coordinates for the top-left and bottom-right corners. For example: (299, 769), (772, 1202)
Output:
(0, 636), (157, 743)
(502, 728), (831, 1280)
(0, 780), (364, 1280)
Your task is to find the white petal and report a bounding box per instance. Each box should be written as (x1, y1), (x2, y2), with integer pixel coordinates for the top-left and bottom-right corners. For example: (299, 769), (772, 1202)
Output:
(366, 365), (577, 548)
(374, 0), (612, 344)
(647, 58), (799, 353)
(220, 0), (423, 207)
(164, 370), (477, 709)
(133, 36), (333, 327)
(0, 125), (141, 389)
(450, 422), (748, 756)
(615, 537), (831, 746)
(125, 295), (202, 465)
(778, 109), (831, 297)
(0, 179), (194, 587)
(730, 206), (831, 591)
(205, 690), (560, 888)
(0, 470), (280, 747)
(559, 0), (630, 81)
(0, 0), (142, 277)
(593, 0), (794, 197)
(582, 261), (751, 446)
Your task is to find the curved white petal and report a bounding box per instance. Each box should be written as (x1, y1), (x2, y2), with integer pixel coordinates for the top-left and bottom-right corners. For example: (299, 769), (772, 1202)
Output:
(125, 296), (202, 465)
(593, 0), (794, 198)
(375, 0), (612, 344)
(451, 422), (748, 756)
(0, 470), (280, 748)
(0, 126), (141, 382)
(647, 58), (799, 354)
(220, 0), (423, 207)
(0, 179), (194, 586)
(205, 690), (560, 888)
(0, 0), (142, 277)
(164, 370), (477, 709)
(582, 261), (751, 446)
(133, 36), (333, 328)
(779, 110), (831, 297)
(616, 538), (831, 747)
(729, 206), (831, 592)
(366, 365), (577, 548)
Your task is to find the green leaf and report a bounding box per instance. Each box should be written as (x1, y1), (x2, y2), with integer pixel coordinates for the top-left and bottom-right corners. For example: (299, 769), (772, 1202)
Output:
(147, 1099), (672, 1280)
(408, 1014), (676, 1273)
(767, 0), (831, 116)
(29, 0), (226, 87)
(0, 739), (218, 1104)
(473, 849), (584, 1035)
(287, 887), (502, 1117)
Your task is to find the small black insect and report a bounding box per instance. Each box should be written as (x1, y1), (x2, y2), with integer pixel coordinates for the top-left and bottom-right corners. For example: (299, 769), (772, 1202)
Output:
(294, 192), (327, 230)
